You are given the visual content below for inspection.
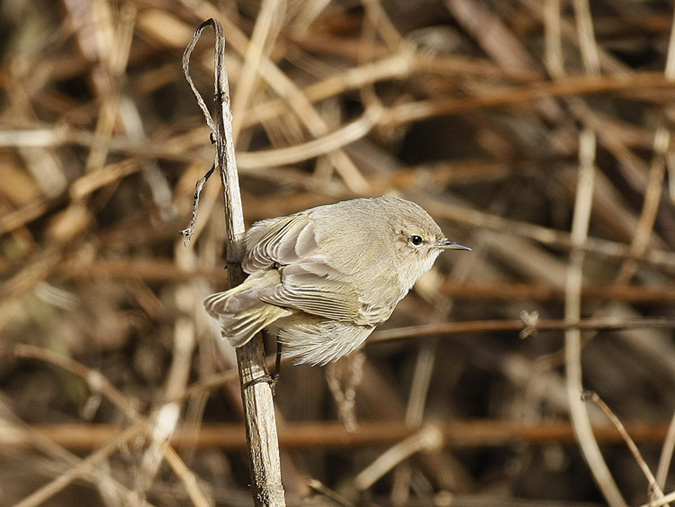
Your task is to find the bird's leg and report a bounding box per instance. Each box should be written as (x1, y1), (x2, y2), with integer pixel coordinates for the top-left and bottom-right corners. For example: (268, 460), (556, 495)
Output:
(241, 330), (276, 391)
(270, 339), (283, 394)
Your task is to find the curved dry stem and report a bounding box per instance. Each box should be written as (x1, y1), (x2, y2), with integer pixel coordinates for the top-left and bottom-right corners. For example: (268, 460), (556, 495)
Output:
(184, 18), (285, 506)
(656, 410), (675, 490)
(564, 127), (626, 507)
(587, 392), (665, 502)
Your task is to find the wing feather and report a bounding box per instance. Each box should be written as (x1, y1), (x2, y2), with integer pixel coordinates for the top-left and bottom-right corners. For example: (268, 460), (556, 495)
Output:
(260, 267), (361, 322)
(241, 210), (394, 326)
(243, 214), (316, 272)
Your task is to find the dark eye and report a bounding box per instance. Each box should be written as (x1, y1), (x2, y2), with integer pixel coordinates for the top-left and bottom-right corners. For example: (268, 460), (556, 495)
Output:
(410, 235), (423, 246)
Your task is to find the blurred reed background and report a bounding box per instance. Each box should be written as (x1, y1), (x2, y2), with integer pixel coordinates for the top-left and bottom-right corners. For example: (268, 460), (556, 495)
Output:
(1, 1), (675, 506)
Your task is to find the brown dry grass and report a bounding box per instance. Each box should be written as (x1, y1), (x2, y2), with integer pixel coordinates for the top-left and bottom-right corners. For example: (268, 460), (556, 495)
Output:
(2, 1), (675, 506)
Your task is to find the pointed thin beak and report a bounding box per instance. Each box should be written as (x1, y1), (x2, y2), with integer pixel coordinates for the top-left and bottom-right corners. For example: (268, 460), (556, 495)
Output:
(437, 239), (471, 251)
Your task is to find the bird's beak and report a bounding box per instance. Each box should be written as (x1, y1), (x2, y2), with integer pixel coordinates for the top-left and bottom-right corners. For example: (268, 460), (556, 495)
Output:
(437, 239), (471, 251)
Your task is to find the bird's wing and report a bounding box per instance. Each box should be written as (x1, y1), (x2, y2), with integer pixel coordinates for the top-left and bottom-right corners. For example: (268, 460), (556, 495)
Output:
(243, 212), (393, 324)
(243, 213), (359, 320)
(243, 213), (318, 272)
(258, 263), (363, 322)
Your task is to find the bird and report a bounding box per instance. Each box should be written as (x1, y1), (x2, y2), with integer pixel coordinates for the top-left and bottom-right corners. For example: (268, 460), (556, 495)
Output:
(204, 196), (470, 367)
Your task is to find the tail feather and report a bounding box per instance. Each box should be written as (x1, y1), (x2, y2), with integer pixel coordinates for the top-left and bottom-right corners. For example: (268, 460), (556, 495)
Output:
(204, 271), (292, 347)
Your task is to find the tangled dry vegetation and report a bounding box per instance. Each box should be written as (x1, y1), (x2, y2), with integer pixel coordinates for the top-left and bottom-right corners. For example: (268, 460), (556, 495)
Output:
(2, 0), (675, 506)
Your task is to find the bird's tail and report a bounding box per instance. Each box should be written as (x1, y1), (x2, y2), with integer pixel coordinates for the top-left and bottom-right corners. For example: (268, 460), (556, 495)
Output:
(204, 270), (292, 347)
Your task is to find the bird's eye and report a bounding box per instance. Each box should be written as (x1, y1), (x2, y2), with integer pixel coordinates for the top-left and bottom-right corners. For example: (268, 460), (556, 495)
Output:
(409, 235), (423, 246)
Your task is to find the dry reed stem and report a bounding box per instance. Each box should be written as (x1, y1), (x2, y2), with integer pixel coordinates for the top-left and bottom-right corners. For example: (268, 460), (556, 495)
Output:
(355, 425), (444, 491)
(183, 18), (285, 506)
(427, 199), (675, 271)
(643, 493), (675, 507)
(0, 407), (152, 507)
(542, 4), (675, 504)
(657, 411), (675, 493)
(177, 0), (371, 194)
(391, 341), (437, 504)
(381, 72), (675, 128)
(565, 128), (626, 506)
(615, 10), (675, 285)
(230, 0), (285, 142)
(135, 245), (205, 502)
(307, 479), (356, 507)
(325, 352), (365, 432)
(586, 392), (667, 505)
(10, 343), (212, 506)
(10, 422), (147, 507)
(147, 314), (675, 406)
(3, 419), (673, 451)
(369, 316), (675, 343)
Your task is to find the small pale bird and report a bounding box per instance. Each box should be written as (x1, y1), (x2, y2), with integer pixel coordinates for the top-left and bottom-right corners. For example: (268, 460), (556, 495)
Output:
(204, 196), (469, 366)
